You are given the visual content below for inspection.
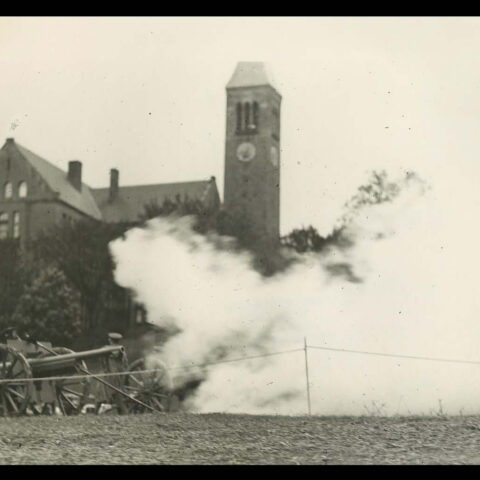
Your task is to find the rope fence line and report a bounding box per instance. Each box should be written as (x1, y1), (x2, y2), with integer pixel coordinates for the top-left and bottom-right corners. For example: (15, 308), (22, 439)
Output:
(167, 347), (304, 372)
(1, 343), (480, 386)
(307, 345), (480, 365)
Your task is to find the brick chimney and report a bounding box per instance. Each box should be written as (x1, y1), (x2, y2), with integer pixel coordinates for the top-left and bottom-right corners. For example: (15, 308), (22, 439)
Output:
(68, 160), (82, 191)
(109, 168), (119, 202)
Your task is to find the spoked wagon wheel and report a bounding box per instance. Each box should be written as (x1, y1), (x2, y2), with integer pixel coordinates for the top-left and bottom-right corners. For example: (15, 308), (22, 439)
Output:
(53, 347), (91, 415)
(124, 358), (173, 413)
(0, 345), (32, 416)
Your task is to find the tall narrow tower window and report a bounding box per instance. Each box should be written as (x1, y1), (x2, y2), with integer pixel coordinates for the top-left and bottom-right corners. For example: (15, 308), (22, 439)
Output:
(272, 107), (280, 140)
(0, 212), (8, 239)
(244, 102), (250, 131)
(252, 102), (259, 130)
(12, 212), (20, 239)
(4, 182), (12, 199)
(236, 103), (243, 132)
(18, 181), (27, 198)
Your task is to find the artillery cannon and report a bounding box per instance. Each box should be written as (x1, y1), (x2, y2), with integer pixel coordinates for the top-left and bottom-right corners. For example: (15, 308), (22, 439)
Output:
(0, 328), (174, 416)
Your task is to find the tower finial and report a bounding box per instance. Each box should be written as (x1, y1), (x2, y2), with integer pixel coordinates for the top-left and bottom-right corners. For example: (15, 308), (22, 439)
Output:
(227, 62), (279, 93)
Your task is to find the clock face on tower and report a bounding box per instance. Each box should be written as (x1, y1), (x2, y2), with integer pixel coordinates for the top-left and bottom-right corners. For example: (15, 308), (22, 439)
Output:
(236, 142), (256, 162)
(270, 146), (279, 167)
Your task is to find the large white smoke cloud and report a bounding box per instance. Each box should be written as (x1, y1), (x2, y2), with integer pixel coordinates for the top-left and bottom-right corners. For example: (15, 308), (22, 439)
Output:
(110, 165), (480, 416)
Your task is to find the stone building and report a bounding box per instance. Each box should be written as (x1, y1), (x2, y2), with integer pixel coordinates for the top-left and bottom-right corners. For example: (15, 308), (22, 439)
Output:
(0, 61), (281, 335)
(0, 138), (102, 250)
(0, 138), (220, 248)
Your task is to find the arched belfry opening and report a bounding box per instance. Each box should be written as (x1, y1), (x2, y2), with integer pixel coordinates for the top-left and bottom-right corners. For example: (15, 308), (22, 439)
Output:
(236, 103), (243, 132)
(252, 101), (259, 130)
(244, 102), (251, 131)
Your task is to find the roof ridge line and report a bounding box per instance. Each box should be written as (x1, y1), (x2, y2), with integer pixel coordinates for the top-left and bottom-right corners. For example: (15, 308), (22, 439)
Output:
(91, 178), (211, 191)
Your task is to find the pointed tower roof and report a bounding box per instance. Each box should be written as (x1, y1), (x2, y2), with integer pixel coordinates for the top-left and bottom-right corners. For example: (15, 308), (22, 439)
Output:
(226, 62), (280, 94)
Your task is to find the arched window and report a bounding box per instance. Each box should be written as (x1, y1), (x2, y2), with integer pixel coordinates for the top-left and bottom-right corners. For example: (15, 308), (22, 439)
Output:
(236, 103), (242, 132)
(244, 102), (250, 131)
(12, 212), (20, 239)
(0, 212), (9, 239)
(252, 102), (259, 130)
(135, 306), (146, 325)
(4, 182), (12, 199)
(18, 181), (27, 198)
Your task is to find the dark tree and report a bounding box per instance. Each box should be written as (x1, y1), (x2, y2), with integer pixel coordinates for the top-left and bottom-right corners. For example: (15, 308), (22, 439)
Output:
(12, 266), (82, 347)
(140, 195), (218, 235)
(339, 169), (417, 227)
(29, 218), (129, 335)
(281, 169), (417, 255)
(0, 239), (27, 330)
(141, 196), (290, 276)
(281, 225), (346, 253)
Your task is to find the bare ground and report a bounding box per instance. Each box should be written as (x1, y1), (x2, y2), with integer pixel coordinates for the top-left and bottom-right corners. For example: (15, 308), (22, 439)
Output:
(1, 413), (480, 464)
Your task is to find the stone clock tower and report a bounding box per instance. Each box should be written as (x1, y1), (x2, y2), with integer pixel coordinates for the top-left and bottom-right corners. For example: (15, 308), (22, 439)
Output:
(224, 62), (281, 244)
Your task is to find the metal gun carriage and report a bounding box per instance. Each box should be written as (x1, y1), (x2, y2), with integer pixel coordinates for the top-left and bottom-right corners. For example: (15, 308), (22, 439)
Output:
(0, 327), (174, 416)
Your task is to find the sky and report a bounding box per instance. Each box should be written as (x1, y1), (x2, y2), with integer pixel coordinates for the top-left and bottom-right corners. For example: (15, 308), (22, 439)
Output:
(1, 16), (480, 235)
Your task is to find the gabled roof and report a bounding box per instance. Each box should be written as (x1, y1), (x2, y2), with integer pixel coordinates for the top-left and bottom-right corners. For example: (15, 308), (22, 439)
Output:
(3, 139), (220, 225)
(14, 142), (103, 220)
(91, 179), (218, 224)
(226, 62), (279, 93)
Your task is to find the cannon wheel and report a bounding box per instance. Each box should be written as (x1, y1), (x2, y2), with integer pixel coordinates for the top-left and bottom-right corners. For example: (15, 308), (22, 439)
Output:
(52, 347), (91, 415)
(123, 358), (173, 413)
(0, 345), (32, 416)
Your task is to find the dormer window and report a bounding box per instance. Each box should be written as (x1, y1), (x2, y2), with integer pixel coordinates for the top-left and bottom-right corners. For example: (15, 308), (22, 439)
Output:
(18, 181), (27, 198)
(4, 182), (12, 199)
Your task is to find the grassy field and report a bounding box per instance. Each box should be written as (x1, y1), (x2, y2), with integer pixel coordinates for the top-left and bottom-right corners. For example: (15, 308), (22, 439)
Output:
(1, 413), (480, 464)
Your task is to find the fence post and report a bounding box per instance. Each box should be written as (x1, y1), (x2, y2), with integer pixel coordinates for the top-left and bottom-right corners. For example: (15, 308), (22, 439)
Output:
(304, 337), (312, 416)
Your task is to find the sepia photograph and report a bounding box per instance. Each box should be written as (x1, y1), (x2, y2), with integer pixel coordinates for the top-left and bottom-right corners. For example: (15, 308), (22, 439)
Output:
(1, 16), (480, 465)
